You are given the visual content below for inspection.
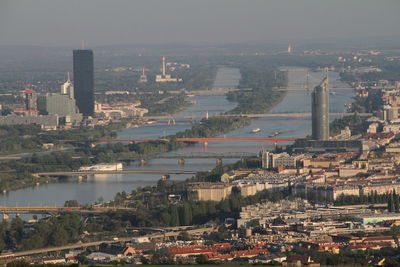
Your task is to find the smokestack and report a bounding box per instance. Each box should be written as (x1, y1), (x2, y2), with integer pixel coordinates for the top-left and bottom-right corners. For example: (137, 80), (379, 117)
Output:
(162, 56), (166, 76)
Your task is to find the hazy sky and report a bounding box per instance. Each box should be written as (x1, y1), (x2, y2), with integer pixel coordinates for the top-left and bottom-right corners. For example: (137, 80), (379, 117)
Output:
(0, 0), (399, 47)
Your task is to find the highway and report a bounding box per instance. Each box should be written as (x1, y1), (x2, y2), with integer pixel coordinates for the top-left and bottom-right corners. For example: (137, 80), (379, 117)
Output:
(0, 227), (215, 259)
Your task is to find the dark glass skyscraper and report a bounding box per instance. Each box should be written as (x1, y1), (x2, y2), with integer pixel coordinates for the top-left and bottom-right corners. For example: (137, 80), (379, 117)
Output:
(311, 77), (329, 140)
(73, 50), (94, 116)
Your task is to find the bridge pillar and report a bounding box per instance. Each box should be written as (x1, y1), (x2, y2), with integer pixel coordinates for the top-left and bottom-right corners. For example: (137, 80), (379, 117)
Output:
(178, 158), (185, 165)
(140, 159), (147, 166)
(216, 158), (222, 165)
(2, 213), (9, 221)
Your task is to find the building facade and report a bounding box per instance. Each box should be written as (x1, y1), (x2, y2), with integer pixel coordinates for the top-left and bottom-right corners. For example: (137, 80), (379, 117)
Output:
(73, 50), (94, 116)
(38, 93), (82, 124)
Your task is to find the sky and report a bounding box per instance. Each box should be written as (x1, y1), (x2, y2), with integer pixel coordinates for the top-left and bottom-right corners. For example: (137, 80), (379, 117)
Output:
(0, 0), (399, 47)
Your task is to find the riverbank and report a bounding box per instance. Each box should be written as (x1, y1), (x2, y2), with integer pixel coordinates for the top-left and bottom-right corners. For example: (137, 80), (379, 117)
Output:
(0, 173), (55, 193)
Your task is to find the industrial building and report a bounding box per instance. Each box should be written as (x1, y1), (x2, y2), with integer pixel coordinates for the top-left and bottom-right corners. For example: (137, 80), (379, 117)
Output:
(155, 56), (181, 83)
(311, 77), (329, 140)
(73, 49), (94, 116)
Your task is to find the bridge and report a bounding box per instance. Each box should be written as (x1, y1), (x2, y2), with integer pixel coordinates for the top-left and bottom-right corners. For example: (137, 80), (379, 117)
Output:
(35, 169), (200, 177)
(151, 151), (257, 159)
(276, 86), (354, 91)
(63, 137), (297, 145)
(144, 112), (372, 120)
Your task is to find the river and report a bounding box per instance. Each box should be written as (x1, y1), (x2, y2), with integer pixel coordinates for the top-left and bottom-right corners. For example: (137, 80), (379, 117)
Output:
(0, 67), (353, 207)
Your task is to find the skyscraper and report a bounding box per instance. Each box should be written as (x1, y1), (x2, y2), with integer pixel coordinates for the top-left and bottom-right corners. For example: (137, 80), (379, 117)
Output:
(73, 50), (94, 116)
(311, 77), (329, 140)
(61, 72), (74, 99)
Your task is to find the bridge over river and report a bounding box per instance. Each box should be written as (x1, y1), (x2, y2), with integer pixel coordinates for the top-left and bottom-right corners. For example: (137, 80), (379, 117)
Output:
(144, 112), (372, 120)
(35, 169), (200, 177)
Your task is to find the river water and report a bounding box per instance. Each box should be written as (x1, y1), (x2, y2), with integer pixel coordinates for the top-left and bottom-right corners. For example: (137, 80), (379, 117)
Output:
(0, 67), (353, 207)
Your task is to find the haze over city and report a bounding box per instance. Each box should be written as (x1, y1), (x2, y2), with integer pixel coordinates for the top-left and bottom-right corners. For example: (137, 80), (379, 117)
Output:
(0, 0), (399, 46)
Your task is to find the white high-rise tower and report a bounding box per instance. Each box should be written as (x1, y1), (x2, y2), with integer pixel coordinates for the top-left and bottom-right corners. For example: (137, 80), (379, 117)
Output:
(61, 72), (74, 99)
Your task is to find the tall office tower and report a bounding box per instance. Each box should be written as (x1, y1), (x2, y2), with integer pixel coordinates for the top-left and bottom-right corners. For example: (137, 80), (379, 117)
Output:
(61, 72), (74, 99)
(73, 50), (94, 116)
(311, 77), (329, 140)
(25, 89), (37, 111)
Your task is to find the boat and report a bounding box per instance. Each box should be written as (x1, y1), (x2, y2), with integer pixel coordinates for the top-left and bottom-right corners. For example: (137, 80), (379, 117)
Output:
(250, 128), (261, 133)
(79, 163), (124, 171)
(268, 131), (280, 137)
(330, 91), (336, 95)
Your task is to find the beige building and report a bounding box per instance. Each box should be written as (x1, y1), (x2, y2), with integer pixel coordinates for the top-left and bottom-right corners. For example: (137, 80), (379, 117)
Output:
(189, 183), (232, 201)
(238, 184), (258, 197)
(262, 152), (299, 169)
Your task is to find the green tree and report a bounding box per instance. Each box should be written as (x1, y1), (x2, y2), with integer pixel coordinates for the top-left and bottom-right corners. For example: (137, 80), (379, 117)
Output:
(64, 200), (80, 207)
(49, 226), (69, 246)
(177, 231), (191, 241)
(6, 260), (30, 267)
(182, 203), (192, 225)
(170, 205), (180, 226)
(196, 254), (210, 264)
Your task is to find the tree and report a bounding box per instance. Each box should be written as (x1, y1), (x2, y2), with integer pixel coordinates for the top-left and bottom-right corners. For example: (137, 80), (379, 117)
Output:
(393, 190), (399, 213)
(1, 107), (12, 116)
(170, 205), (180, 226)
(388, 193), (395, 213)
(6, 260), (30, 267)
(49, 226), (68, 246)
(151, 248), (174, 264)
(196, 254), (210, 264)
(177, 231), (191, 241)
(182, 203), (192, 225)
(64, 200), (80, 207)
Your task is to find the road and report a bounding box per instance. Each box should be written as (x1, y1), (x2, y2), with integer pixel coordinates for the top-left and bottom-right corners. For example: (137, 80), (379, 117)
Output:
(0, 227), (215, 259)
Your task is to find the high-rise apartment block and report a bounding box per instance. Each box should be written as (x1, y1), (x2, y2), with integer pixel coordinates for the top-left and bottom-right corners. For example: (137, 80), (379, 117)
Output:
(25, 89), (37, 111)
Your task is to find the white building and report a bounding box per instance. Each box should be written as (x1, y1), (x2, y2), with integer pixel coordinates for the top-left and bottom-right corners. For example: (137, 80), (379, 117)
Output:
(61, 72), (74, 99)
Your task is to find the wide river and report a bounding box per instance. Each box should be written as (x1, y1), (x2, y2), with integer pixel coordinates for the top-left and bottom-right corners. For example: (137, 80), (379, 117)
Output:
(0, 67), (353, 207)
